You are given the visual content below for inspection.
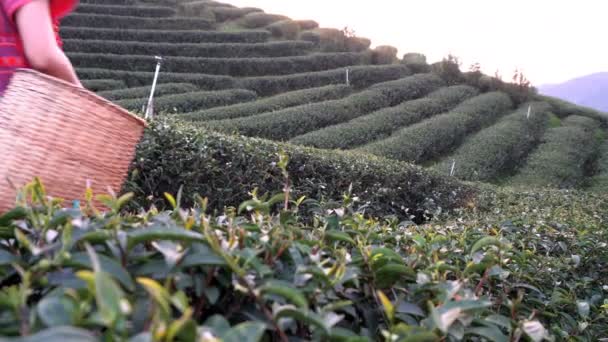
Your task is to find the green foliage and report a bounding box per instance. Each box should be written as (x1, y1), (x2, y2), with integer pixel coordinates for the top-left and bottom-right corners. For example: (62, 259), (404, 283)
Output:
(116, 89), (257, 113)
(238, 12), (289, 28)
(360, 92), (514, 163)
(63, 13), (215, 30)
(433, 102), (552, 181)
(210, 6), (262, 22)
(206, 73), (444, 140)
(181, 84), (351, 121)
(81, 79), (126, 92)
(98, 83), (198, 101)
(536, 94), (608, 123)
(590, 141), (608, 191)
(128, 119), (472, 216)
(266, 20), (300, 40)
(294, 19), (319, 30)
(1, 173), (607, 340)
(60, 27), (272, 43)
(431, 54), (463, 85)
(301, 28), (371, 52)
(290, 85), (479, 149)
(239, 64), (411, 96)
(371, 45), (399, 64)
(68, 52), (371, 76)
(76, 68), (235, 89)
(402, 52), (430, 73)
(509, 115), (603, 188)
(75, 3), (176, 17)
(64, 39), (314, 58)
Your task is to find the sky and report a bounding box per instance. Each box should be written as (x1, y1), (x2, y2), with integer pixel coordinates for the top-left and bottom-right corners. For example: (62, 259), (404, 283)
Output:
(222, 0), (607, 86)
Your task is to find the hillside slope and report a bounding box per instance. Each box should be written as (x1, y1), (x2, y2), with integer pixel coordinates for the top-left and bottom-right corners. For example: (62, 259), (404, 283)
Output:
(540, 72), (608, 112)
(63, 0), (608, 193)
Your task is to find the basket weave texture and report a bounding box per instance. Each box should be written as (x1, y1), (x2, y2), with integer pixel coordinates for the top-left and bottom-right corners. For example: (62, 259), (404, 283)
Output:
(0, 69), (146, 212)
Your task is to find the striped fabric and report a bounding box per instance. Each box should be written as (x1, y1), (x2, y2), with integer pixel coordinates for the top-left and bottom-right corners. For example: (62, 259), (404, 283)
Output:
(0, 0), (78, 94)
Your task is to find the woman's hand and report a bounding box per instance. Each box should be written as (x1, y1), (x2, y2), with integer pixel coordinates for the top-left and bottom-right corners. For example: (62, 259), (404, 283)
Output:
(14, 0), (81, 86)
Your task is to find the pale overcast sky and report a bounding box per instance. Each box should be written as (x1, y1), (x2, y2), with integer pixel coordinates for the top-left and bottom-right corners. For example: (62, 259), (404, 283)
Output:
(223, 0), (607, 86)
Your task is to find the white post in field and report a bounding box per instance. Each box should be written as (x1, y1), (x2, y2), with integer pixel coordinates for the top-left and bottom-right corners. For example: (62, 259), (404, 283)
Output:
(345, 68), (350, 86)
(527, 105), (532, 120)
(145, 56), (163, 120)
(450, 160), (456, 177)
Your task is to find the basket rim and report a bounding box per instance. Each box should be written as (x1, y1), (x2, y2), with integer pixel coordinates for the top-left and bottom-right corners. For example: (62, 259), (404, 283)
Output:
(12, 68), (148, 127)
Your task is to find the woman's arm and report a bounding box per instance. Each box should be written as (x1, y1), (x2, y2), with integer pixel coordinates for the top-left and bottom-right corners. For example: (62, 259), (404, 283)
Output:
(14, 0), (81, 86)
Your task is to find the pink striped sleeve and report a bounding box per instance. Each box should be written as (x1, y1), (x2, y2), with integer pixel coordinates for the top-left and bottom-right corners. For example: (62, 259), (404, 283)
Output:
(1, 0), (33, 23)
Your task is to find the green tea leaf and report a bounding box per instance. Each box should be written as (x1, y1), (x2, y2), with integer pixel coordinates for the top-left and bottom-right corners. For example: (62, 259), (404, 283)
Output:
(374, 263), (415, 288)
(261, 281), (308, 308)
(0, 207), (27, 227)
(37, 296), (76, 327)
(377, 290), (394, 323)
(325, 231), (355, 245)
(467, 326), (509, 342)
(222, 322), (267, 342)
(470, 236), (502, 255)
(127, 225), (204, 250)
(68, 252), (135, 291)
(0, 249), (17, 266)
(275, 307), (329, 335)
(5, 326), (97, 342)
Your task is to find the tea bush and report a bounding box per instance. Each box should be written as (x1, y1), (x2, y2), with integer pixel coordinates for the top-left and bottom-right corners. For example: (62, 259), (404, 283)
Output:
(591, 142), (608, 191)
(63, 13), (216, 30)
(359, 92), (514, 163)
(290, 85), (479, 149)
(371, 45), (398, 65)
(210, 6), (262, 22)
(68, 52), (371, 76)
(75, 3), (176, 17)
(76, 68), (235, 89)
(433, 102), (551, 181)
(98, 83), (198, 101)
(239, 64), (411, 96)
(266, 20), (300, 40)
(181, 84), (351, 121)
(128, 119), (472, 216)
(239, 12), (289, 28)
(116, 89), (257, 113)
(82, 79), (126, 92)
(60, 27), (271, 43)
(508, 115), (603, 189)
(294, 19), (319, 30)
(207, 73), (444, 140)
(0, 172), (606, 340)
(63, 39), (314, 58)
(301, 28), (371, 52)
(536, 95), (608, 123)
(402, 52), (431, 73)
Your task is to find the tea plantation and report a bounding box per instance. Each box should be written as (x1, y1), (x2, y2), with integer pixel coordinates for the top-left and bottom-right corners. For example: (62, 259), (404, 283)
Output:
(0, 0), (606, 340)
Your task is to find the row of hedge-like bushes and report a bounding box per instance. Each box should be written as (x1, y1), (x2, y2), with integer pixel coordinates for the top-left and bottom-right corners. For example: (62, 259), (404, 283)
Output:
(433, 102), (552, 181)
(76, 67), (235, 89)
(238, 64), (411, 96)
(60, 27), (271, 43)
(205, 73), (444, 140)
(116, 89), (257, 113)
(359, 92), (514, 163)
(74, 3), (176, 17)
(591, 141), (608, 191)
(68, 52), (372, 76)
(266, 20), (301, 40)
(127, 118), (474, 216)
(508, 115), (602, 189)
(210, 6), (262, 21)
(238, 12), (289, 28)
(537, 94), (608, 123)
(181, 84), (351, 121)
(290, 84), (479, 149)
(98, 82), (198, 101)
(301, 28), (372, 52)
(63, 13), (215, 30)
(82, 78), (126, 92)
(63, 39), (314, 58)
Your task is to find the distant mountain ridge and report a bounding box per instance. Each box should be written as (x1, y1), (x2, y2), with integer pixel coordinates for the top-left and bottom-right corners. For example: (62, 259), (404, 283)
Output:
(539, 72), (608, 112)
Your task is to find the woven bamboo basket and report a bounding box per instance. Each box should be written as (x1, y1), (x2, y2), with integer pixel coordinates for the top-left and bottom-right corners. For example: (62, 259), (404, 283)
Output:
(0, 69), (147, 213)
